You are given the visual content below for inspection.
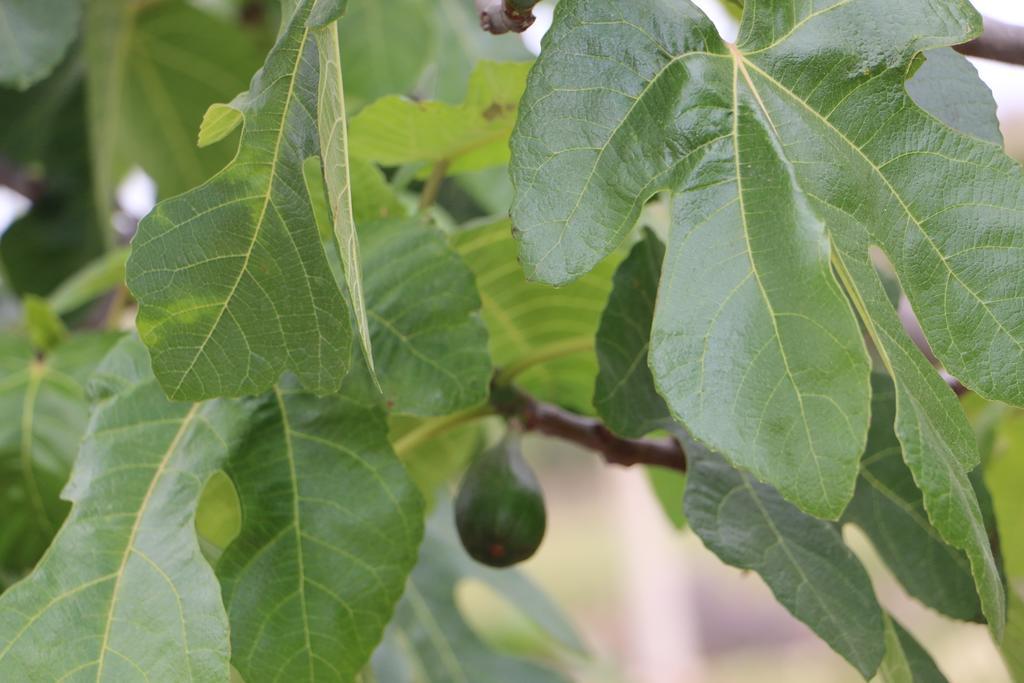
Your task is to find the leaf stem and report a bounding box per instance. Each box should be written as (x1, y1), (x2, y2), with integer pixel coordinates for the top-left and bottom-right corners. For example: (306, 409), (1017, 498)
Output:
(393, 403), (495, 457)
(494, 337), (595, 385)
(418, 159), (450, 211)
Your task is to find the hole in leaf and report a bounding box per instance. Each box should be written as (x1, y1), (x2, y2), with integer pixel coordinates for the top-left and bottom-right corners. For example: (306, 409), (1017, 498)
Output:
(195, 470), (241, 564)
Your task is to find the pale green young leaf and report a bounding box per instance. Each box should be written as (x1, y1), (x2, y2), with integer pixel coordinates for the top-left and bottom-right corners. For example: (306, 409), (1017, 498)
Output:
(878, 614), (948, 683)
(685, 447), (885, 677)
(314, 21), (375, 380)
(217, 379), (423, 683)
(0, 336), (249, 680)
(0, 332), (119, 579)
(198, 103), (243, 149)
(127, 0), (353, 401)
(351, 158), (406, 224)
(509, 0), (1011, 631)
(0, 0), (80, 90)
(21, 296), (67, 352)
(451, 219), (620, 413)
(986, 411), (1024, 579)
(47, 248), (129, 317)
(350, 61), (531, 177)
(362, 219), (491, 416)
(843, 374), (982, 622)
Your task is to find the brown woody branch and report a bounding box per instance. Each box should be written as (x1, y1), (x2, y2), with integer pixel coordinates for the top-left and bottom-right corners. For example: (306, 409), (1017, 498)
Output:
(955, 17), (1024, 67)
(491, 384), (687, 472)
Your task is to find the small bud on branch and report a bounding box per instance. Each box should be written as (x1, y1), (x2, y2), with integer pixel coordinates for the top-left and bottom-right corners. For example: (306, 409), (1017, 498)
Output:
(476, 0), (538, 35)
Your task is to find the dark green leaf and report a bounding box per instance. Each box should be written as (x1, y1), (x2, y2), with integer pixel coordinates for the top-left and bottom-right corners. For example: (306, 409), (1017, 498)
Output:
(0, 66), (105, 297)
(592, 229), (687, 528)
(0, 0), (80, 89)
(594, 228), (671, 438)
(685, 447), (884, 677)
(217, 380), (424, 682)
(362, 218), (491, 416)
(84, 0), (263, 200)
(843, 374), (981, 621)
(127, 0), (353, 401)
(0, 332), (119, 579)
(0, 336), (248, 680)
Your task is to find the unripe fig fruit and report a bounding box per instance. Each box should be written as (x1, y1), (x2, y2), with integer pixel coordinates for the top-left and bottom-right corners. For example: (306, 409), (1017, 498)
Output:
(454, 432), (546, 568)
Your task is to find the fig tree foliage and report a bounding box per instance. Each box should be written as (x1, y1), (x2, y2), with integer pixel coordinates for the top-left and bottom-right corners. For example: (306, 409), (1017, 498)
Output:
(0, 0), (1021, 681)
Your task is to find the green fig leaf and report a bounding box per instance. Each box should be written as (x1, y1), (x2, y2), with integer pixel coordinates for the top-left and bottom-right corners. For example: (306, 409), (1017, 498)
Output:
(509, 0), (1009, 632)
(217, 380), (423, 682)
(127, 0), (353, 401)
(0, 337), (249, 680)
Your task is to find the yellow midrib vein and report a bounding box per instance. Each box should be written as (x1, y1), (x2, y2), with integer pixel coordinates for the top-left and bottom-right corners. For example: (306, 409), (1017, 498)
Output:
(728, 45), (834, 514)
(95, 403), (201, 682)
(172, 26), (311, 397)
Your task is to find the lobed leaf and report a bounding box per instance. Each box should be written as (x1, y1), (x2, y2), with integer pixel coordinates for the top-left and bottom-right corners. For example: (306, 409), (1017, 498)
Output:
(127, 0), (353, 401)
(509, 0), (1010, 631)
(0, 336), (248, 680)
(217, 379), (423, 682)
(591, 220), (886, 671)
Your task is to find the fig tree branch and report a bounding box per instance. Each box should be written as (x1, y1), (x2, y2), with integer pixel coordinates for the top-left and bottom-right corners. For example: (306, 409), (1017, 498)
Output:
(491, 384), (688, 472)
(476, 0), (538, 35)
(955, 17), (1024, 67)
